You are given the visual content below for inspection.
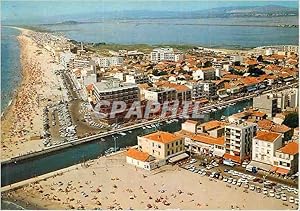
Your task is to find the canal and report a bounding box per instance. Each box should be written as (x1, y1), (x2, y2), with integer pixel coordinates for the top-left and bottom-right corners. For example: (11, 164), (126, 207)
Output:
(1, 99), (252, 186)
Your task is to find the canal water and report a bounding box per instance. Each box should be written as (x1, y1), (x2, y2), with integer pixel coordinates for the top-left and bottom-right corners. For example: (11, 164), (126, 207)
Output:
(1, 99), (252, 187)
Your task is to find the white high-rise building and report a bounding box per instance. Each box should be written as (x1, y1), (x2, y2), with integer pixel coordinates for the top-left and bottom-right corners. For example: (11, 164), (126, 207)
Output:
(224, 121), (257, 163)
(150, 48), (184, 62)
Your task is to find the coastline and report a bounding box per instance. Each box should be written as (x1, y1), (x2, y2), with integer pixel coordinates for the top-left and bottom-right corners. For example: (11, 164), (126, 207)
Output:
(1, 27), (64, 160)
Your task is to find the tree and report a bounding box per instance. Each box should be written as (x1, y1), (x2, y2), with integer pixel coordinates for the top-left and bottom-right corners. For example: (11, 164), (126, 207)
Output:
(283, 112), (299, 128)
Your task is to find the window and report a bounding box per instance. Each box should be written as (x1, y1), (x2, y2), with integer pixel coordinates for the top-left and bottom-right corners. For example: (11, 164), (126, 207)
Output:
(255, 141), (258, 145)
(167, 151), (170, 156)
(172, 150), (174, 154)
(167, 144), (170, 149)
(267, 144), (271, 148)
(152, 150), (155, 153)
(255, 154), (258, 158)
(176, 141), (178, 146)
(180, 140), (182, 145)
(172, 143), (174, 147)
(152, 143), (154, 147)
(158, 144), (161, 149)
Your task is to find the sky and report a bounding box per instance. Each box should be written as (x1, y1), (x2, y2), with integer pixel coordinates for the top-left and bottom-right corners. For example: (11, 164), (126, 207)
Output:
(1, 0), (299, 25)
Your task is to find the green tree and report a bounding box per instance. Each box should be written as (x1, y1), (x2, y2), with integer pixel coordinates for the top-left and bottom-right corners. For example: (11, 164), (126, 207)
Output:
(283, 112), (299, 128)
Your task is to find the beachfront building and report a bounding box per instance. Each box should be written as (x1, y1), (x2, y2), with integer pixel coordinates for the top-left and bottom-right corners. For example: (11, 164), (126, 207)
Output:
(180, 120), (226, 157)
(178, 130), (225, 157)
(224, 121), (257, 163)
(138, 131), (185, 160)
(126, 148), (165, 171)
(192, 67), (216, 81)
(272, 141), (299, 175)
(253, 94), (277, 118)
(150, 48), (184, 62)
(250, 131), (283, 171)
(126, 131), (188, 170)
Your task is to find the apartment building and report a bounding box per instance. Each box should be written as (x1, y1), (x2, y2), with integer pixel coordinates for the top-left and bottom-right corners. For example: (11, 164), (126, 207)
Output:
(158, 82), (192, 102)
(252, 131), (283, 166)
(197, 120), (226, 138)
(96, 56), (123, 68)
(138, 131), (185, 160)
(182, 120), (199, 134)
(282, 45), (299, 53)
(144, 87), (176, 104)
(273, 142), (299, 175)
(150, 48), (184, 62)
(199, 81), (217, 99)
(125, 73), (149, 84)
(192, 67), (216, 81)
(230, 55), (243, 64)
(253, 94), (277, 118)
(185, 82), (205, 101)
(92, 78), (139, 123)
(224, 121), (257, 163)
(274, 88), (299, 111)
(59, 51), (75, 68)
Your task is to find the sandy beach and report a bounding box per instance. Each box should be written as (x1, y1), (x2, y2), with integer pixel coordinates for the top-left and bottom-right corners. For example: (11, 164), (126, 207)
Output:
(1, 28), (64, 160)
(3, 152), (296, 210)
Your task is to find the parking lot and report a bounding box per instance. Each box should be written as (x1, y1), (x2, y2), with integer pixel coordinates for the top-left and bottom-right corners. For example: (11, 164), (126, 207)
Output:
(177, 156), (299, 207)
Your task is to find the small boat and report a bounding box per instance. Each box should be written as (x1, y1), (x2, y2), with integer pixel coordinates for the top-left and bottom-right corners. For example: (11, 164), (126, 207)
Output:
(105, 147), (119, 155)
(119, 132), (126, 136)
(151, 124), (156, 128)
(142, 126), (146, 129)
(128, 130), (132, 133)
(211, 108), (217, 112)
(146, 125), (152, 129)
(100, 138), (106, 142)
(173, 119), (179, 122)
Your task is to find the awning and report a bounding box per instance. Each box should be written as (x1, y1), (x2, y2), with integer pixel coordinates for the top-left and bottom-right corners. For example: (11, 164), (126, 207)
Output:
(223, 153), (241, 163)
(168, 153), (189, 163)
(249, 160), (273, 171)
(270, 166), (278, 172)
(276, 167), (289, 175)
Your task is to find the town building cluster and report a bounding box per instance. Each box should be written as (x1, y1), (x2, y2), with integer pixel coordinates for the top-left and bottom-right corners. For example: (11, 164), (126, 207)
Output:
(50, 39), (299, 175)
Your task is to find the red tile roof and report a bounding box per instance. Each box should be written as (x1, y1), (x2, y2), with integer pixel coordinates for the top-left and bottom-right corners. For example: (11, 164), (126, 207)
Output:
(126, 148), (151, 162)
(278, 142), (298, 155)
(143, 131), (181, 144)
(255, 131), (281, 143)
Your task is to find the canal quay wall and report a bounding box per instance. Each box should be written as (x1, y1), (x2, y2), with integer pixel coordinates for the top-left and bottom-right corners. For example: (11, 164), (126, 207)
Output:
(1, 149), (127, 193)
(2, 94), (255, 166)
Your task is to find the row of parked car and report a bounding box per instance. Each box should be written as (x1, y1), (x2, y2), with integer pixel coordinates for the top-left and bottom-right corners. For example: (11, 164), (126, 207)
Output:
(186, 161), (299, 205)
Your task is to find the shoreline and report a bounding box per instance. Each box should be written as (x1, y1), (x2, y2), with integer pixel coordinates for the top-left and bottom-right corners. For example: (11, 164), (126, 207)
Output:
(1, 26), (64, 160)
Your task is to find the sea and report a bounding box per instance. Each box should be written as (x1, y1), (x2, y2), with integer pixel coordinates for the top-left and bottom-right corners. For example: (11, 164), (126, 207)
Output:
(1, 27), (22, 114)
(1, 17), (299, 113)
